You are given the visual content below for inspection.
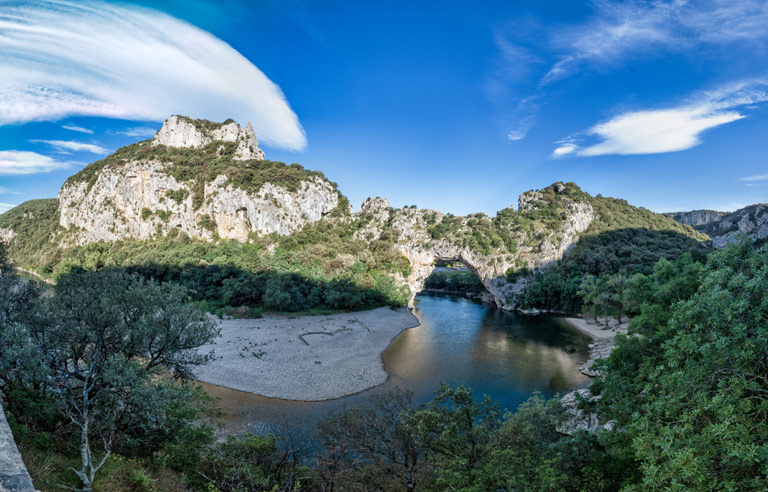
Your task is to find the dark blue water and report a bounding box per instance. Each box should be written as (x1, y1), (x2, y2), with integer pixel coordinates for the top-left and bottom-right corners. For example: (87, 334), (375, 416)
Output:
(201, 293), (591, 437)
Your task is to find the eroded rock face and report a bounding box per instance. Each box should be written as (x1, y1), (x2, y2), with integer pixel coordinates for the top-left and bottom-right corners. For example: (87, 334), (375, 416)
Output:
(0, 405), (38, 492)
(152, 115), (264, 160)
(671, 204), (768, 249)
(668, 209), (725, 227)
(58, 161), (339, 244)
(356, 184), (595, 310)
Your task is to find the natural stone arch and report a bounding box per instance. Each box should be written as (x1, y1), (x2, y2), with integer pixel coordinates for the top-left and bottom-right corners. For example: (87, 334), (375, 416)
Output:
(357, 183), (595, 311)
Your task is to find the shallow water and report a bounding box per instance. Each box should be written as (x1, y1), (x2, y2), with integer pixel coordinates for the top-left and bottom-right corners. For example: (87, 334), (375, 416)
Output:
(201, 293), (592, 439)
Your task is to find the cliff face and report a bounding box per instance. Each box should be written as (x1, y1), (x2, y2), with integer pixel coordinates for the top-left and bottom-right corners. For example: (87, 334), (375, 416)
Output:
(666, 209), (725, 227)
(670, 205), (768, 248)
(58, 117), (341, 245)
(356, 183), (595, 309)
(696, 204), (768, 248)
(0, 406), (38, 492)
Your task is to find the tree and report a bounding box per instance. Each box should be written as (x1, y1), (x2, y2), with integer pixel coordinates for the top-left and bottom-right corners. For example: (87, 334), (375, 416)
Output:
(404, 385), (500, 491)
(317, 389), (427, 491)
(0, 268), (219, 491)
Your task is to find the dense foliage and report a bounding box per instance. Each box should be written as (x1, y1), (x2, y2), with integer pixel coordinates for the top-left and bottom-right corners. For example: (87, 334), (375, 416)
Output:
(596, 240), (768, 490)
(0, 198), (61, 273)
(423, 269), (484, 294)
(9, 217), (410, 315)
(519, 194), (710, 313)
(0, 266), (219, 490)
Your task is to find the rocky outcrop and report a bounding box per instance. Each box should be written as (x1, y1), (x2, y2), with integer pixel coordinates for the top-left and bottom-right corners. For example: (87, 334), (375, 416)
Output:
(669, 204), (768, 249)
(153, 115), (264, 160)
(0, 405), (37, 492)
(696, 204), (768, 249)
(666, 209), (725, 227)
(0, 229), (14, 245)
(557, 389), (613, 435)
(356, 183), (595, 310)
(58, 117), (340, 244)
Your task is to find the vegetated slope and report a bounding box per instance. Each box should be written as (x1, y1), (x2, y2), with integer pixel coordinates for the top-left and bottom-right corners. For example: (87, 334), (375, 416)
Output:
(519, 194), (711, 313)
(58, 116), (348, 245)
(0, 199), (61, 274)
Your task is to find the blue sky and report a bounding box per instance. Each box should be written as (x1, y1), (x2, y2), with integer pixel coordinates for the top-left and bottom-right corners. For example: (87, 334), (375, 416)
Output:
(1, 0), (767, 215)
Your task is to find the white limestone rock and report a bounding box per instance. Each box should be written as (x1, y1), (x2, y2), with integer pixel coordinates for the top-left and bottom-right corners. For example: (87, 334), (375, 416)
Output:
(152, 115), (265, 160)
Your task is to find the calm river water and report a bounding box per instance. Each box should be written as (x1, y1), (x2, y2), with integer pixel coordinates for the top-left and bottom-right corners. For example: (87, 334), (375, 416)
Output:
(201, 293), (592, 439)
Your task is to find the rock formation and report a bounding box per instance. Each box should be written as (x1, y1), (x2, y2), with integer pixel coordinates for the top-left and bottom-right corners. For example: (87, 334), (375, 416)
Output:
(355, 183), (594, 309)
(0, 406), (37, 492)
(670, 204), (768, 248)
(153, 115), (264, 160)
(58, 116), (342, 244)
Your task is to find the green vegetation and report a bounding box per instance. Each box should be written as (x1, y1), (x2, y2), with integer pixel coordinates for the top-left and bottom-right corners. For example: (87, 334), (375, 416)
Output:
(0, 267), (219, 491)
(594, 240), (768, 490)
(0, 198), (62, 273)
(519, 191), (710, 313)
(423, 269), (484, 294)
(14, 217), (410, 315)
(3, 241), (768, 491)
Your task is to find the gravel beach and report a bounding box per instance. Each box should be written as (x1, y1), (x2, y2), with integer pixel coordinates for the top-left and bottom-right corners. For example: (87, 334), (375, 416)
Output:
(194, 306), (420, 401)
(562, 316), (628, 376)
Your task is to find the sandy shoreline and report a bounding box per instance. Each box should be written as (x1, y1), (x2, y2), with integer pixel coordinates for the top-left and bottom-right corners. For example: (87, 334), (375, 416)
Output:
(561, 316), (628, 377)
(194, 306), (420, 401)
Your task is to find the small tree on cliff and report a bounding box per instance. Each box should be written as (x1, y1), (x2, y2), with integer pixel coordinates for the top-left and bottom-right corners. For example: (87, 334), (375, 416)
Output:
(3, 269), (218, 491)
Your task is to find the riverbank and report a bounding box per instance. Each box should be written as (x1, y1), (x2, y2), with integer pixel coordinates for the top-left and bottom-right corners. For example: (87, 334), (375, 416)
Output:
(194, 306), (421, 401)
(562, 316), (628, 377)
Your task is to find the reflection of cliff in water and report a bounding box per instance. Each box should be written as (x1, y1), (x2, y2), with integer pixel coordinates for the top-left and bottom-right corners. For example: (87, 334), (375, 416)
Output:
(202, 293), (591, 438)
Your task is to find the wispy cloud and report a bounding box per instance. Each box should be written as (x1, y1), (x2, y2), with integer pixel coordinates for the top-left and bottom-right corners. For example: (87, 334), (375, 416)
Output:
(0, 1), (306, 150)
(552, 80), (768, 157)
(737, 173), (768, 182)
(114, 126), (159, 138)
(0, 151), (73, 175)
(62, 124), (94, 134)
(0, 202), (17, 214)
(30, 140), (108, 155)
(0, 186), (22, 195)
(543, 0), (768, 84)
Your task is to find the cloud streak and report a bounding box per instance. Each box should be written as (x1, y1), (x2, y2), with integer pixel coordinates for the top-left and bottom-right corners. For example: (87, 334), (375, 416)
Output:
(738, 173), (768, 182)
(0, 151), (73, 175)
(553, 80), (768, 157)
(62, 124), (94, 134)
(0, 202), (16, 214)
(31, 140), (108, 155)
(0, 1), (306, 150)
(543, 0), (768, 84)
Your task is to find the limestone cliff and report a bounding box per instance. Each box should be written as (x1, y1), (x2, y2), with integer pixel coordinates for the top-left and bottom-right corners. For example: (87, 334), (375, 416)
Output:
(670, 204), (768, 248)
(58, 116), (343, 244)
(355, 182), (595, 309)
(0, 405), (37, 492)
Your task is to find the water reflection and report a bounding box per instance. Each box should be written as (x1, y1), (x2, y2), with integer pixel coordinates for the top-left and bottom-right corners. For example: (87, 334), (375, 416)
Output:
(201, 293), (591, 438)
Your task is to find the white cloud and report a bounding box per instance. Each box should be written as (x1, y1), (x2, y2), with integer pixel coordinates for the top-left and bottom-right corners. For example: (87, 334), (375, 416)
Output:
(0, 1), (306, 150)
(115, 126), (159, 138)
(0, 186), (21, 195)
(0, 151), (72, 175)
(62, 124), (93, 134)
(543, 0), (768, 84)
(737, 173), (768, 182)
(553, 81), (768, 157)
(507, 129), (528, 141)
(30, 140), (108, 155)
(0, 202), (17, 214)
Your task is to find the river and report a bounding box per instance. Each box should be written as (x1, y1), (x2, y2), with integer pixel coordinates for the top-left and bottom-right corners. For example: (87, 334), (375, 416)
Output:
(201, 293), (592, 440)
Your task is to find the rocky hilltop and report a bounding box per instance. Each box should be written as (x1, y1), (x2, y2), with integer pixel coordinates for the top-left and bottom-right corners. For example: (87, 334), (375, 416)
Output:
(355, 183), (594, 308)
(669, 205), (768, 248)
(0, 116), (711, 311)
(58, 116), (343, 245)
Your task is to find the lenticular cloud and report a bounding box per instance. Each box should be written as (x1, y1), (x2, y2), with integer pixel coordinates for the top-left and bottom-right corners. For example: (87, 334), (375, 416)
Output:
(0, 1), (307, 150)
